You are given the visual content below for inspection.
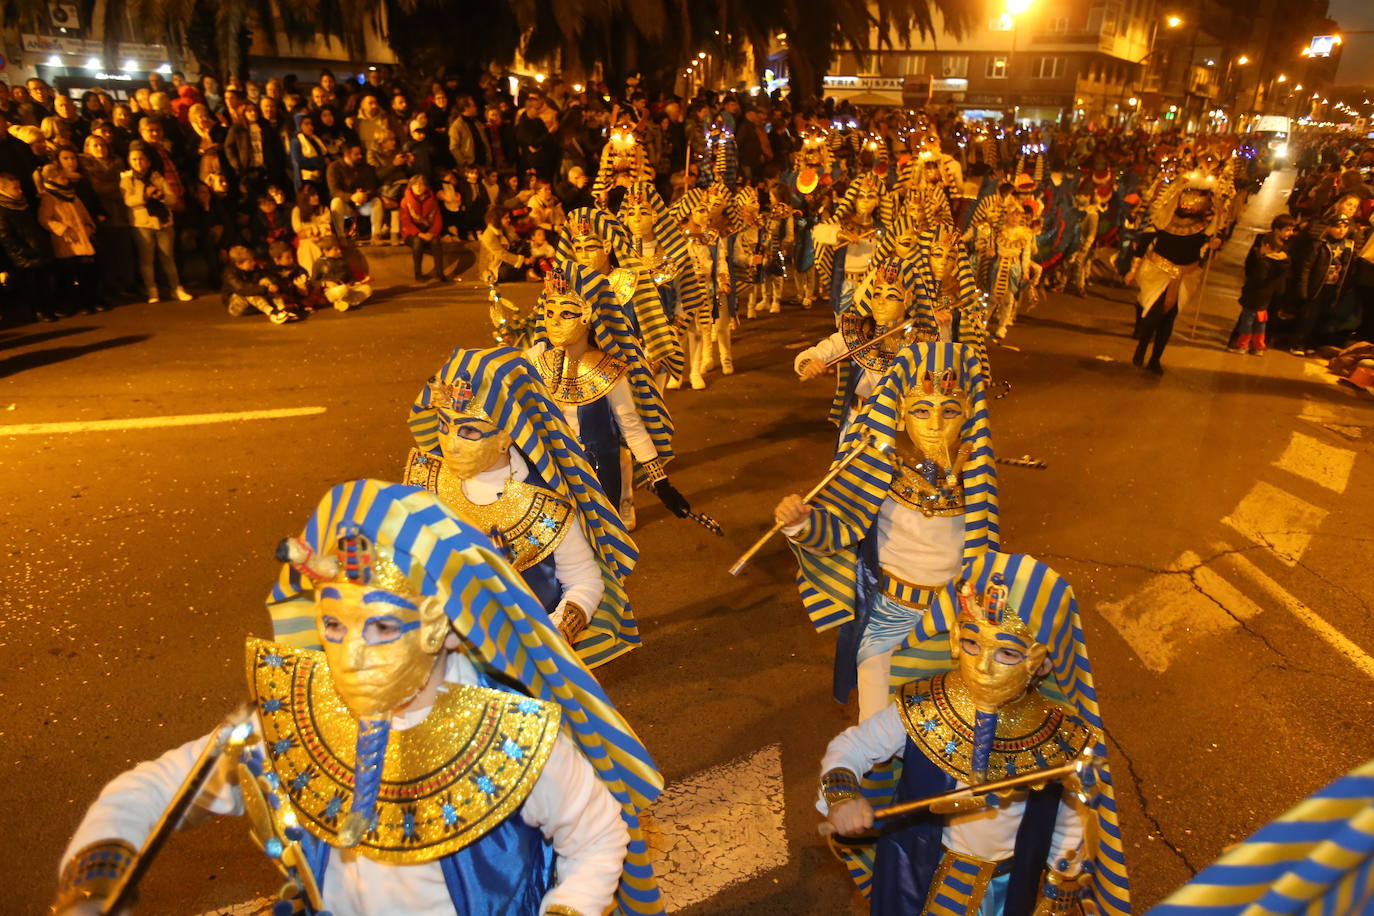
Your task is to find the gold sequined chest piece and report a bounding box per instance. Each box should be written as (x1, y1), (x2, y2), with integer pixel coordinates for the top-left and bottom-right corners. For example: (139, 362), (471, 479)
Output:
(535, 348), (628, 406)
(888, 450), (969, 517)
(896, 673), (1093, 785)
(246, 639), (560, 865)
(839, 313), (927, 373)
(402, 448), (573, 572)
(607, 267), (638, 305)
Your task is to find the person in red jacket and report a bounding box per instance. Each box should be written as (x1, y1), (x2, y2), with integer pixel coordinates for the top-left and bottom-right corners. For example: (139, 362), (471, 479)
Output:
(400, 173), (446, 282)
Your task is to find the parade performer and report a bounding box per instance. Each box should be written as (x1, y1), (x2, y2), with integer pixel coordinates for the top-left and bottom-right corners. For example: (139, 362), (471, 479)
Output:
(55, 480), (665, 916)
(794, 257), (929, 437)
(894, 115), (961, 229)
(556, 206), (683, 386)
(780, 128), (836, 309)
(1125, 171), (1224, 374)
(675, 180), (740, 385)
(759, 191), (797, 314)
(404, 346), (640, 668)
(1065, 184), (1110, 298)
(774, 342), (999, 721)
(733, 186), (769, 319)
(816, 552), (1131, 916)
(607, 181), (711, 359)
(1153, 756), (1374, 915)
(526, 264), (690, 529)
(813, 172), (888, 317)
(981, 207), (1042, 342)
(591, 118), (655, 207)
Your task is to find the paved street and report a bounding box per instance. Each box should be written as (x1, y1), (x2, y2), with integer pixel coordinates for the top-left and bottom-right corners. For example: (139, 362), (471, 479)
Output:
(4, 170), (1374, 914)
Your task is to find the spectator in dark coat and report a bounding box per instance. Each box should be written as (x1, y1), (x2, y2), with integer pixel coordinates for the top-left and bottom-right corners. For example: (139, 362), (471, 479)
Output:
(0, 171), (57, 322)
(1227, 213), (1295, 355)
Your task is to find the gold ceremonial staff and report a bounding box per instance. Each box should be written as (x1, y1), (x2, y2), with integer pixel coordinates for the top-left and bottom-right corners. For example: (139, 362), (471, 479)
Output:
(817, 754), (1105, 841)
(822, 321), (918, 369)
(729, 435), (888, 576)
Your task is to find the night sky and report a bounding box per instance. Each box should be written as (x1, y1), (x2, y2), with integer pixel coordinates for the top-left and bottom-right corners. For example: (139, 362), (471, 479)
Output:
(1329, 0), (1374, 86)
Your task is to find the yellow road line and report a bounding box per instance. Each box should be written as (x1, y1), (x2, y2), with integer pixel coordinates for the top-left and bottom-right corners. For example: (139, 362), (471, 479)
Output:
(0, 406), (326, 436)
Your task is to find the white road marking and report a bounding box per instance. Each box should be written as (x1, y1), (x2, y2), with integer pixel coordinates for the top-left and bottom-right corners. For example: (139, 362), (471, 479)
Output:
(1272, 431), (1356, 493)
(0, 406), (326, 436)
(200, 744), (789, 916)
(642, 743), (788, 913)
(1097, 550), (1260, 672)
(1222, 481), (1328, 566)
(1225, 553), (1374, 680)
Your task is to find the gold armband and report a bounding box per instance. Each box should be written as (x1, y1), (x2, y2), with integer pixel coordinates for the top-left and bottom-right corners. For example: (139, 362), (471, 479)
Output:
(544, 906), (586, 916)
(640, 457), (668, 485)
(53, 839), (137, 914)
(821, 768), (863, 808)
(557, 601), (588, 644)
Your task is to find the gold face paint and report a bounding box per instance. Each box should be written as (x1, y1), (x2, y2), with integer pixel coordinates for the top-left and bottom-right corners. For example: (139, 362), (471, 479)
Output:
(901, 391), (967, 467)
(544, 298), (591, 349)
(869, 282), (908, 325)
(316, 583), (444, 718)
(854, 191), (879, 216)
(955, 619), (1048, 712)
(622, 203), (655, 239)
(437, 414), (512, 479)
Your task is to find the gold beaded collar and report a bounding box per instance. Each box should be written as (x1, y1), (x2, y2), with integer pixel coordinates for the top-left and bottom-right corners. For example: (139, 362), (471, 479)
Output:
(402, 448), (573, 573)
(896, 673), (1093, 785)
(247, 639), (560, 865)
(534, 348), (628, 407)
(838, 312), (931, 373)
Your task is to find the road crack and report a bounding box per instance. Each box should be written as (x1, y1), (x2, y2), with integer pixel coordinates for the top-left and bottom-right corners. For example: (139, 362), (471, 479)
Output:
(1105, 726), (1198, 873)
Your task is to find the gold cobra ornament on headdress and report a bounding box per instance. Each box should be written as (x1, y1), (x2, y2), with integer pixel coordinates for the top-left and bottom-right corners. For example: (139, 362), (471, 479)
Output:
(276, 523), (423, 600)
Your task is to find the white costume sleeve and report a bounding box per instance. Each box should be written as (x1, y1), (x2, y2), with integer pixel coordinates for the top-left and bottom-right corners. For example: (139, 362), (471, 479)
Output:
(794, 331), (845, 374)
(812, 222), (841, 247)
(607, 378), (659, 464)
(552, 521), (605, 622)
(815, 703), (908, 814)
(62, 730), (245, 865)
(522, 736), (630, 916)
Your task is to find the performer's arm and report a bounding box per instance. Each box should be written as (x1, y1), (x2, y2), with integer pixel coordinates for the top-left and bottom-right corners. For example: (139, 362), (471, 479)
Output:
(57, 732), (243, 912)
(522, 736), (630, 916)
(816, 702), (909, 814)
(606, 378), (660, 465)
(794, 331), (844, 378)
(551, 522), (604, 640)
(811, 221), (841, 247)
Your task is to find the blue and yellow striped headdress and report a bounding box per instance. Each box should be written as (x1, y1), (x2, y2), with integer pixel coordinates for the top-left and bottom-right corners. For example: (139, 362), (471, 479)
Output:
(610, 180), (711, 331)
(533, 262), (675, 482)
(790, 342), (999, 634)
(1153, 757), (1374, 915)
(266, 480), (665, 915)
(409, 346), (641, 668)
(838, 552), (1130, 916)
(556, 206), (634, 264)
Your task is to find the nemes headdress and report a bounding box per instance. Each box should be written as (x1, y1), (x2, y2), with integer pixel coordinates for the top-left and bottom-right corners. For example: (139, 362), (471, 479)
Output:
(593, 120), (653, 204)
(555, 206), (635, 265)
(789, 343), (999, 637)
(266, 480), (665, 914)
(409, 346), (641, 668)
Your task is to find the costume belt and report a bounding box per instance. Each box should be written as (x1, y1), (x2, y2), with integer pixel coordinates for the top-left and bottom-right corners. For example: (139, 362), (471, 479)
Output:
(920, 848), (1014, 916)
(844, 268), (868, 283)
(878, 569), (940, 610)
(1143, 249), (1200, 280)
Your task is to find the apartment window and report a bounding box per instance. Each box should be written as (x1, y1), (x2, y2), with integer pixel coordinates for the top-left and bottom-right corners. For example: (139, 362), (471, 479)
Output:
(1048, 16), (1069, 32)
(986, 56), (1008, 78)
(941, 55), (969, 78)
(1102, 3), (1119, 36)
(896, 54), (927, 76)
(1033, 56), (1066, 79)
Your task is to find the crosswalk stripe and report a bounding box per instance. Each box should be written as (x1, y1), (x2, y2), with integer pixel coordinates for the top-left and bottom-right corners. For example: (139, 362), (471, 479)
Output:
(0, 406), (327, 436)
(1224, 553), (1374, 680)
(1272, 431), (1356, 494)
(1222, 481), (1328, 566)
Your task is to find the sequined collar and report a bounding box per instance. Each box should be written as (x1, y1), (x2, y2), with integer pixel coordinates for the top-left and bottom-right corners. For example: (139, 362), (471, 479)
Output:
(402, 448), (572, 572)
(534, 348), (629, 406)
(896, 673), (1093, 785)
(888, 446), (971, 517)
(838, 312), (925, 373)
(247, 639), (560, 865)
(607, 266), (638, 305)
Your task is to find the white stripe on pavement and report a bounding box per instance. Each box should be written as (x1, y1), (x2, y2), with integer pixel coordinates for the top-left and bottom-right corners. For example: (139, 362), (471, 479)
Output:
(643, 743), (788, 912)
(1222, 480), (1328, 566)
(1224, 553), (1374, 680)
(1272, 431), (1356, 494)
(0, 406), (326, 436)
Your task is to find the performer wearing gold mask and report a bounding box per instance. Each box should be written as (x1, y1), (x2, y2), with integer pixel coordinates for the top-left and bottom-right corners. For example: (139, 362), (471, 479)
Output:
(675, 182), (739, 388)
(525, 264), (691, 529)
(54, 481), (665, 916)
(556, 206), (683, 385)
(813, 172), (888, 317)
(404, 346), (641, 669)
(816, 553), (1131, 916)
(774, 343), (999, 722)
(794, 258), (930, 437)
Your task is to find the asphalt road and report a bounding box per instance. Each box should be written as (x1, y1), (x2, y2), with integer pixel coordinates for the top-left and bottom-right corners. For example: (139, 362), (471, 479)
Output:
(4, 168), (1373, 915)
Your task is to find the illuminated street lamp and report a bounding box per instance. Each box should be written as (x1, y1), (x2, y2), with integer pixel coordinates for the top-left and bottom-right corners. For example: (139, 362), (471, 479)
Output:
(1166, 14), (1183, 28)
(1005, 0), (1034, 14)
(1276, 74), (1287, 83)
(1128, 96), (1139, 106)
(1236, 55), (1249, 65)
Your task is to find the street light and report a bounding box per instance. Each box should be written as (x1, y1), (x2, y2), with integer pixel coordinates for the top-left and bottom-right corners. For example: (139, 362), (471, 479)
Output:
(1166, 15), (1183, 28)
(1128, 96), (1139, 106)
(1236, 55), (1249, 65)
(1277, 74), (1287, 83)
(1006, 0), (1034, 14)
